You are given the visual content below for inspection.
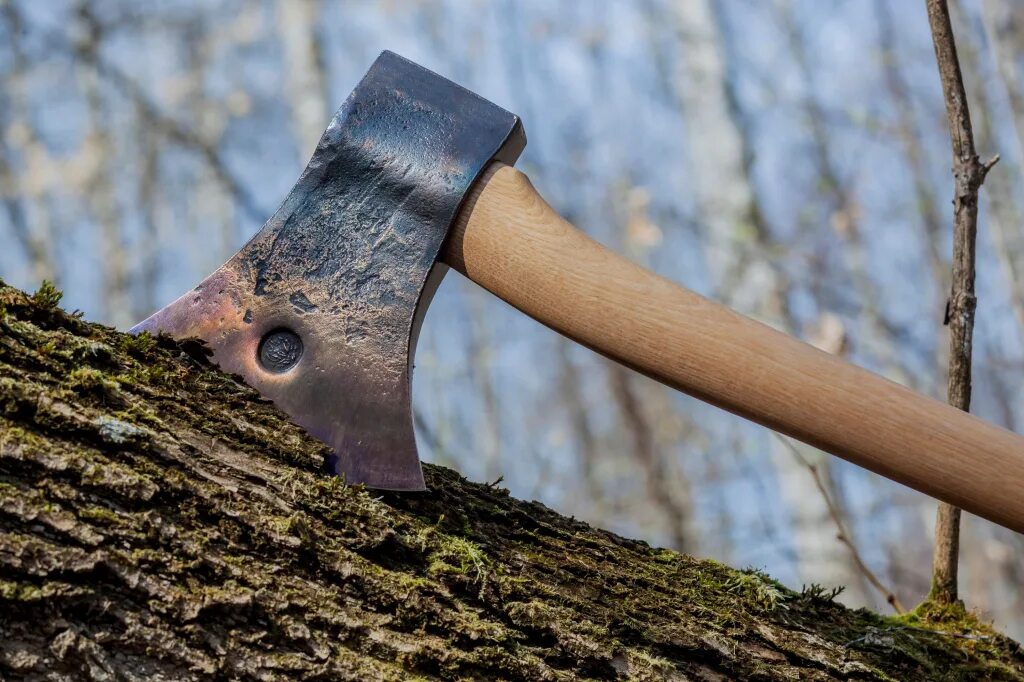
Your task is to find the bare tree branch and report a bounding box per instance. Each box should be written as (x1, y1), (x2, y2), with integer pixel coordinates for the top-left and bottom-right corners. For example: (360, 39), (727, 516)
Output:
(924, 0), (998, 605)
(607, 364), (692, 553)
(774, 434), (906, 613)
(13, 3), (270, 225)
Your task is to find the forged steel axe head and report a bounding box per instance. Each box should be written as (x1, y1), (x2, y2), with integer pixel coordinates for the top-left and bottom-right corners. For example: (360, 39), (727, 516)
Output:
(133, 51), (525, 490)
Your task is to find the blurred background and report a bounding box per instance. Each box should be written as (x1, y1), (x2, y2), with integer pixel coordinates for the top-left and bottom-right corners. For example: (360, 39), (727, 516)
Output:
(2, 0), (1023, 636)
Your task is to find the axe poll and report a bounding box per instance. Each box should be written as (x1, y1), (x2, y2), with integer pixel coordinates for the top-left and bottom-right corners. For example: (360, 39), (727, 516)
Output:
(135, 51), (1024, 534)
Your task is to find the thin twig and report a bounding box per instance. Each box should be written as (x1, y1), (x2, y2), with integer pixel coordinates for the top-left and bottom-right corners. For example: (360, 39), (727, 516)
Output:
(608, 364), (692, 554)
(6, 4), (268, 224)
(924, 0), (997, 605)
(844, 625), (992, 648)
(774, 434), (905, 612)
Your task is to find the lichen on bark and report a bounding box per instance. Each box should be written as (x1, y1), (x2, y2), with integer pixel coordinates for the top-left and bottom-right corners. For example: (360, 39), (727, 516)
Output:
(1, 279), (1022, 681)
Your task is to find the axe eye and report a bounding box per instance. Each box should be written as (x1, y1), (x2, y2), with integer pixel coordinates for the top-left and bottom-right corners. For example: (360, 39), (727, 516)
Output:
(258, 328), (303, 373)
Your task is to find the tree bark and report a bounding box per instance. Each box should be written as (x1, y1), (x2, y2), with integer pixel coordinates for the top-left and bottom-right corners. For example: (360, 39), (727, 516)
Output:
(924, 0), (998, 606)
(1, 280), (1021, 681)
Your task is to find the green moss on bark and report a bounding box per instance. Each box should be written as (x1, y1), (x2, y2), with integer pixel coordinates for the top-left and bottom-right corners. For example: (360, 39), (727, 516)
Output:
(1, 279), (1022, 681)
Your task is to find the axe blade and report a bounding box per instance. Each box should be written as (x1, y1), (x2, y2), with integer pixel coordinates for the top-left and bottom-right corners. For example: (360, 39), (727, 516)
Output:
(133, 51), (525, 490)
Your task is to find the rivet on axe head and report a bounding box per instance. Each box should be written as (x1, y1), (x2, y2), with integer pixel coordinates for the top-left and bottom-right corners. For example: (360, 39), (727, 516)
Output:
(258, 328), (303, 373)
(134, 51), (525, 490)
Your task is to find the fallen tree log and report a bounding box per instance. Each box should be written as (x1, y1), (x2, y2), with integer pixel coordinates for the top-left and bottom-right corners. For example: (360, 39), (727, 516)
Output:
(0, 279), (1021, 681)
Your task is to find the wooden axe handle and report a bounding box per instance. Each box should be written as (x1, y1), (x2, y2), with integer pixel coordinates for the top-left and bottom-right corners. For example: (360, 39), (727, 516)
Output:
(444, 163), (1024, 533)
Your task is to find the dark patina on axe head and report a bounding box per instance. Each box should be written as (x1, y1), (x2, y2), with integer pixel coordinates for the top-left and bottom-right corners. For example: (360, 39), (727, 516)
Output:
(133, 51), (525, 490)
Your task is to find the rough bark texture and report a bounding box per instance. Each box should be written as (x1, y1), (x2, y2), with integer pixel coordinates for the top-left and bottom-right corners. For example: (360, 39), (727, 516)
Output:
(924, 0), (998, 606)
(1, 280), (1022, 681)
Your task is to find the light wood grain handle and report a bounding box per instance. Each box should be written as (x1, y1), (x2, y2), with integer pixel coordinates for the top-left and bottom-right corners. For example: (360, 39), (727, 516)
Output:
(443, 163), (1024, 534)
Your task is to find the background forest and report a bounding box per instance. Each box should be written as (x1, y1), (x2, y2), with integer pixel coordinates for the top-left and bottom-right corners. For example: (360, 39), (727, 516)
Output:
(2, 0), (1023, 637)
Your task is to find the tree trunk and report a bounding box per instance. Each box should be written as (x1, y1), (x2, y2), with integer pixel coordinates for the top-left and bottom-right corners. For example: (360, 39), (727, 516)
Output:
(1, 280), (1021, 681)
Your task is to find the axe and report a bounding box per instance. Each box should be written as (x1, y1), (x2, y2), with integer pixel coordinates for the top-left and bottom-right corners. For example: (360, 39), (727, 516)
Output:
(134, 51), (1024, 534)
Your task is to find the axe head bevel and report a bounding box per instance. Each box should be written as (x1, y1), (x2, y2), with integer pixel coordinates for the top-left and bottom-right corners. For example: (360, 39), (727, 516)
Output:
(133, 51), (525, 490)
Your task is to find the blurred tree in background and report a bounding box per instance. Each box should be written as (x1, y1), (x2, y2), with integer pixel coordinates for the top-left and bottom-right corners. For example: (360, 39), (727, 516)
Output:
(2, 0), (1023, 637)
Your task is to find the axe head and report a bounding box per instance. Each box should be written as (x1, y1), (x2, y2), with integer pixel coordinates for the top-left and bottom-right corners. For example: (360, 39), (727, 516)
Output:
(133, 51), (525, 490)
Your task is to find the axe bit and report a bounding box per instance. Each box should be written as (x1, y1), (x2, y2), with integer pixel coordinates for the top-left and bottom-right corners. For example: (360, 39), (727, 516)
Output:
(135, 51), (1024, 533)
